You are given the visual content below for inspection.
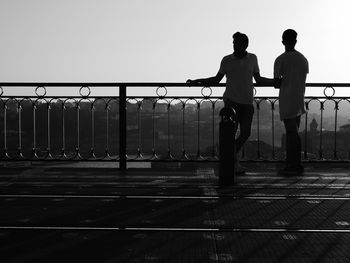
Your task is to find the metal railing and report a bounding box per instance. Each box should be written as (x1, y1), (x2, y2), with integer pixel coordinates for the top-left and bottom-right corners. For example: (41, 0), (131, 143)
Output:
(1, 82), (350, 169)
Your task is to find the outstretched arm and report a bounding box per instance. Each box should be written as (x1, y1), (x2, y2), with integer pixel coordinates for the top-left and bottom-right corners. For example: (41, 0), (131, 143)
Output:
(253, 72), (274, 85)
(187, 72), (224, 86)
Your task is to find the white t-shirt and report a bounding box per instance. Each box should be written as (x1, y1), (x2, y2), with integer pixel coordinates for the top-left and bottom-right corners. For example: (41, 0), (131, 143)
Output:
(274, 50), (309, 120)
(219, 53), (259, 104)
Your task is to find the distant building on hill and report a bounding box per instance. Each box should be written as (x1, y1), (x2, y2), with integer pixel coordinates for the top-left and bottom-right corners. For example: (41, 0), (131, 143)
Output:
(281, 118), (350, 159)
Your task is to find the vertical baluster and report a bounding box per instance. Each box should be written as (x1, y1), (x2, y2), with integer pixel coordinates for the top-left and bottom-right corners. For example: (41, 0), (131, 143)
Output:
(4, 103), (7, 158)
(32, 101), (38, 159)
(271, 100), (275, 160)
(61, 102), (66, 158)
(256, 100), (261, 159)
(91, 102), (95, 158)
(33, 102), (37, 159)
(105, 101), (110, 158)
(333, 100), (339, 160)
(137, 101), (142, 158)
(119, 85), (127, 170)
(152, 100), (156, 158)
(34, 86), (46, 159)
(167, 102), (171, 159)
(303, 102), (309, 160)
(196, 101), (201, 158)
(47, 102), (52, 159)
(319, 101), (324, 159)
(76, 101), (80, 159)
(182, 101), (186, 159)
(0, 90), (3, 158)
(17, 102), (22, 158)
(212, 101), (216, 159)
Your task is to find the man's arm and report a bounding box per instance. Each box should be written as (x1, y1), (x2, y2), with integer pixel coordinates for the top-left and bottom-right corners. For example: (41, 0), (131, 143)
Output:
(187, 71), (224, 86)
(253, 72), (274, 85)
(254, 72), (282, 89)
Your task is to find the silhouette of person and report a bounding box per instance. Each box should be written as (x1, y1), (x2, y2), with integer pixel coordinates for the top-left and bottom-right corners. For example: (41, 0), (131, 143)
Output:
(274, 29), (309, 175)
(187, 32), (273, 173)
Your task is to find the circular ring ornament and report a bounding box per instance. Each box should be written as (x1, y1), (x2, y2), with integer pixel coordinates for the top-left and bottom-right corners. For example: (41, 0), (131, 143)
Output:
(253, 87), (257, 97)
(323, 86), (335, 98)
(201, 86), (212, 98)
(79, 86), (91, 97)
(35, 86), (47, 97)
(156, 86), (167, 98)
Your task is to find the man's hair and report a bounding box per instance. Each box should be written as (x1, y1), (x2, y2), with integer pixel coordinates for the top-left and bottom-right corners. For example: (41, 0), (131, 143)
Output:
(232, 32), (249, 48)
(282, 29), (297, 45)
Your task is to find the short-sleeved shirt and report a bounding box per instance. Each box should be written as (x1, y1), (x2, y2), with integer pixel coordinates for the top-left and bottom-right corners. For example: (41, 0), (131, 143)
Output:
(274, 50), (309, 120)
(219, 53), (260, 104)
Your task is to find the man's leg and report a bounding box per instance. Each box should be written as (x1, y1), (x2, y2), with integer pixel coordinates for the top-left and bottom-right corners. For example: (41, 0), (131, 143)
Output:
(223, 99), (254, 152)
(235, 104), (254, 153)
(234, 104), (254, 174)
(283, 116), (302, 169)
(223, 99), (239, 149)
(223, 100), (253, 174)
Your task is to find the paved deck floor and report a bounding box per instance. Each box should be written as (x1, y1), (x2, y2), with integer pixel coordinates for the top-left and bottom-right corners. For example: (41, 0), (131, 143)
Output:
(1, 163), (350, 262)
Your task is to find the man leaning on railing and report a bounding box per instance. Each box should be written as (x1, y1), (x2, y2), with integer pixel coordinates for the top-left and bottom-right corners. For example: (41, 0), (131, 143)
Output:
(187, 31), (273, 174)
(274, 29), (309, 176)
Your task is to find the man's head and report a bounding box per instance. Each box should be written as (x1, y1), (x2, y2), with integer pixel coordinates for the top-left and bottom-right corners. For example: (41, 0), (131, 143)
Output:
(232, 32), (249, 53)
(282, 29), (297, 46)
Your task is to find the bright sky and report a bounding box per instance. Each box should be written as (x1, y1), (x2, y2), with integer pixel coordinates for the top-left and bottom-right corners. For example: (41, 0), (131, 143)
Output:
(0, 0), (350, 87)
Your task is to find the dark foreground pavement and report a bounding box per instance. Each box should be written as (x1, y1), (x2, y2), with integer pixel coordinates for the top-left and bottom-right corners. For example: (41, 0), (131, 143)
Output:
(1, 163), (350, 262)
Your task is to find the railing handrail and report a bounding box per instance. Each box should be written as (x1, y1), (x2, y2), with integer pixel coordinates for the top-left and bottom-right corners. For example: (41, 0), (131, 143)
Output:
(0, 82), (350, 87)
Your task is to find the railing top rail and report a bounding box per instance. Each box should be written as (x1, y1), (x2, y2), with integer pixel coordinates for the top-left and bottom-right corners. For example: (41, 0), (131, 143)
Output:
(0, 82), (350, 87)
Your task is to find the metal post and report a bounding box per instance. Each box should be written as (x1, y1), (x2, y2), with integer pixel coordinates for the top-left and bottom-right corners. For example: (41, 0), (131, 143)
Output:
(119, 84), (127, 170)
(219, 107), (237, 185)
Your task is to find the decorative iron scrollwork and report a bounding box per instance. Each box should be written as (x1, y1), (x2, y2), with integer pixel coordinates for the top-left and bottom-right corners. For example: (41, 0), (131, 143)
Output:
(323, 86), (335, 98)
(201, 86), (212, 98)
(79, 86), (91, 97)
(35, 86), (47, 97)
(156, 86), (167, 98)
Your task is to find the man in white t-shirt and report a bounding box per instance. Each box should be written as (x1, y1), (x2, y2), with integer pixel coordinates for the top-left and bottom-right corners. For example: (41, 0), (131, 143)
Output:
(274, 29), (309, 175)
(187, 32), (273, 173)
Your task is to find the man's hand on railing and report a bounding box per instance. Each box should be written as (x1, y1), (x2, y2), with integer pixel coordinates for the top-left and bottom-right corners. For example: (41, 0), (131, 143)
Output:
(186, 79), (195, 85)
(186, 79), (206, 86)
